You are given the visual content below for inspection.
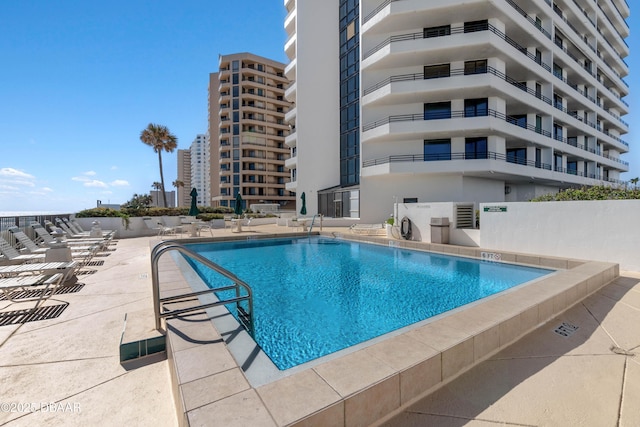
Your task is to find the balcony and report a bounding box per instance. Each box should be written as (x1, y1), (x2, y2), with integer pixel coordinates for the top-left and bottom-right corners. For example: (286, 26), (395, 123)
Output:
(285, 33), (296, 61)
(361, 150), (625, 185)
(284, 81), (297, 102)
(285, 58), (296, 81)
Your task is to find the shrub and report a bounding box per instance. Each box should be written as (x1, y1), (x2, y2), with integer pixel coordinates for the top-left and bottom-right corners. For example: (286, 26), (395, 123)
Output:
(531, 185), (640, 201)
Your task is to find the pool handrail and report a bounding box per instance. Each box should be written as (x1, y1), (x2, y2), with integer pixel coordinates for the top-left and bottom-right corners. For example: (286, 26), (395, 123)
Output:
(150, 240), (254, 333)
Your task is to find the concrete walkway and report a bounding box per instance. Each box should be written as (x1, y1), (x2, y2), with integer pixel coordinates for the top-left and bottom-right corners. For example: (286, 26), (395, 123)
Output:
(0, 237), (177, 427)
(0, 227), (638, 426)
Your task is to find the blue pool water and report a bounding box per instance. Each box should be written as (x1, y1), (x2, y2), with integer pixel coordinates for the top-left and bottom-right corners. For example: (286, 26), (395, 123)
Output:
(185, 237), (552, 370)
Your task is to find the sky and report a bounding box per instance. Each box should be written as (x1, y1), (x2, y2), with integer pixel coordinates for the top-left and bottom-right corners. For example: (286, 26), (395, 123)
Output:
(0, 1), (638, 213)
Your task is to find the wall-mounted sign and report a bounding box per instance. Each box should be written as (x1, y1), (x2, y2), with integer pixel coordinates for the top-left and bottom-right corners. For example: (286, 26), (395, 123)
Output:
(483, 206), (507, 212)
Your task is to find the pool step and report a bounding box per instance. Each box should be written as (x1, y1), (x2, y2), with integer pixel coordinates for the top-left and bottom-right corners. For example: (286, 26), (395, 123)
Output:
(119, 309), (166, 367)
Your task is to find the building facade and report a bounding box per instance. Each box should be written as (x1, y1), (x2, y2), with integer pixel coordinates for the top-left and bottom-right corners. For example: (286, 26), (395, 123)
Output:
(189, 134), (211, 207)
(176, 149), (192, 207)
(209, 53), (295, 211)
(285, 0), (630, 222)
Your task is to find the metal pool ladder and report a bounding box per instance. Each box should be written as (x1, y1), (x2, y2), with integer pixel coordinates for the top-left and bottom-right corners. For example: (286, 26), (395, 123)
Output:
(150, 241), (254, 334)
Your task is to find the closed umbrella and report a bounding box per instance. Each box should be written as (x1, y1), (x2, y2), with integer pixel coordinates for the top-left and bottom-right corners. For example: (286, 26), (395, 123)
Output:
(300, 192), (307, 216)
(188, 188), (200, 216)
(234, 192), (244, 217)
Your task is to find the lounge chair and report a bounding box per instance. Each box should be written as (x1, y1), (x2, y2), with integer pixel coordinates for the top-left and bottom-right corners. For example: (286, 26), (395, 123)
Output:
(143, 217), (177, 237)
(32, 223), (111, 249)
(0, 261), (78, 312)
(0, 235), (97, 267)
(0, 236), (45, 264)
(64, 218), (114, 238)
(8, 226), (102, 255)
(45, 221), (112, 244)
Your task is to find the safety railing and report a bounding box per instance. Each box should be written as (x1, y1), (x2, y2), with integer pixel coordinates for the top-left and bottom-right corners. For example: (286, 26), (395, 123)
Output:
(151, 241), (254, 333)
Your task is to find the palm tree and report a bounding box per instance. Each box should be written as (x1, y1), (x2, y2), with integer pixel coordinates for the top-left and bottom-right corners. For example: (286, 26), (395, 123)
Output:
(140, 123), (178, 208)
(630, 177), (639, 189)
(172, 179), (185, 207)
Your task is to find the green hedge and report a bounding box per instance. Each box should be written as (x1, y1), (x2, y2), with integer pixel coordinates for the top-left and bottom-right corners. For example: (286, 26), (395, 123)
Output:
(531, 185), (640, 201)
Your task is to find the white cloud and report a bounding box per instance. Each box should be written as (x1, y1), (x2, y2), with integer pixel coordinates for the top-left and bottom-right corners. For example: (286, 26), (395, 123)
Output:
(110, 179), (129, 187)
(84, 171), (97, 176)
(72, 176), (89, 182)
(41, 187), (54, 192)
(110, 166), (118, 170)
(0, 184), (20, 191)
(85, 180), (108, 188)
(0, 168), (36, 188)
(0, 167), (35, 179)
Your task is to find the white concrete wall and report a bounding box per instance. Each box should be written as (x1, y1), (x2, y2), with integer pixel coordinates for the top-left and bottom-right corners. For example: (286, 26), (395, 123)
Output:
(480, 200), (640, 271)
(396, 202), (480, 246)
(294, 0), (341, 216)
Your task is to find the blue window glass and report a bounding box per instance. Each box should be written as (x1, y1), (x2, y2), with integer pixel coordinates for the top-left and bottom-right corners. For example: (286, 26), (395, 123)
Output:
(507, 148), (527, 165)
(464, 98), (488, 117)
(424, 102), (451, 120)
(465, 137), (488, 159)
(424, 139), (451, 161)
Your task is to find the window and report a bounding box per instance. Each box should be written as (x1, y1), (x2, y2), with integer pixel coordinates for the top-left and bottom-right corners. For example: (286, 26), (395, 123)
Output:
(554, 153), (563, 172)
(553, 123), (563, 141)
(464, 60), (487, 75)
(232, 73), (239, 85)
(554, 94), (563, 110)
(464, 20), (488, 33)
(535, 148), (542, 168)
(424, 63), (450, 79)
(535, 115), (543, 134)
(347, 21), (355, 40)
(232, 86), (239, 97)
(423, 25), (451, 38)
(403, 198), (418, 203)
(567, 161), (578, 174)
(424, 139), (451, 161)
(424, 101), (451, 120)
(465, 137), (488, 159)
(507, 148), (527, 165)
(232, 60), (239, 71)
(535, 49), (542, 65)
(464, 98), (488, 117)
(509, 114), (527, 128)
(535, 83), (542, 99)
(553, 63), (563, 79)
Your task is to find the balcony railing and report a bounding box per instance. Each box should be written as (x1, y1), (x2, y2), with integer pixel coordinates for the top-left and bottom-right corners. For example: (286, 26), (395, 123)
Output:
(363, 66), (553, 105)
(362, 108), (628, 164)
(362, 151), (625, 184)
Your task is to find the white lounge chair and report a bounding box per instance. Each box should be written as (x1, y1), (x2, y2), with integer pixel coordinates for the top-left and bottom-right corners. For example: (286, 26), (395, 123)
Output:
(8, 226), (102, 255)
(143, 217), (177, 237)
(32, 223), (110, 249)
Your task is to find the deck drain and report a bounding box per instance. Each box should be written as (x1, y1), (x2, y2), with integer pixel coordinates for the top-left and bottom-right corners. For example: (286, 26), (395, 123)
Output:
(3, 284), (85, 300)
(554, 322), (579, 337)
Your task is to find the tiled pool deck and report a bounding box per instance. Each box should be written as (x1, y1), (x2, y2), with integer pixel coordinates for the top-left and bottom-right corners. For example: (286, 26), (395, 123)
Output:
(158, 229), (623, 426)
(1, 225), (638, 426)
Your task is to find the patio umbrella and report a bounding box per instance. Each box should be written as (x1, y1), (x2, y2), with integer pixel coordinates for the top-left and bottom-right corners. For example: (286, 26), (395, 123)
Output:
(234, 192), (244, 217)
(188, 188), (200, 216)
(300, 192), (307, 216)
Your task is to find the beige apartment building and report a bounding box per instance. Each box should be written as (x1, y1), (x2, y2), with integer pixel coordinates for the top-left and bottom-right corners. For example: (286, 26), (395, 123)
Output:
(209, 53), (295, 212)
(176, 149), (192, 208)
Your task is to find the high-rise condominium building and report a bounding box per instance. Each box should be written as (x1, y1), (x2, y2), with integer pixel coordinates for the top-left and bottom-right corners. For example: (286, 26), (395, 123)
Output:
(209, 53), (295, 211)
(285, 0), (630, 222)
(176, 149), (192, 207)
(190, 134), (211, 207)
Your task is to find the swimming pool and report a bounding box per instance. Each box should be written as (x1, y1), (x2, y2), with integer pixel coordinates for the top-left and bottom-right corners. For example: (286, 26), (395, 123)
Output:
(185, 237), (553, 370)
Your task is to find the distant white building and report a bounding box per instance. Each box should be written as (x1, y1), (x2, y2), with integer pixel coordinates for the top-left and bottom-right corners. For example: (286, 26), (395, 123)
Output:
(150, 190), (176, 208)
(189, 134), (211, 206)
(284, 0), (630, 222)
